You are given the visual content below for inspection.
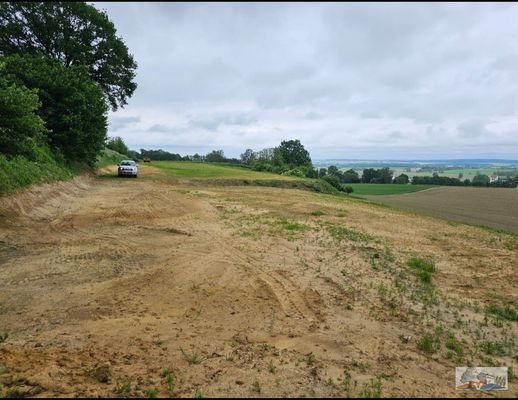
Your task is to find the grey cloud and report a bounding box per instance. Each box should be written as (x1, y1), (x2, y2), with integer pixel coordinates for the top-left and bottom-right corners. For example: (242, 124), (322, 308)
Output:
(188, 113), (257, 132)
(457, 119), (492, 138)
(109, 116), (140, 132)
(97, 2), (518, 159)
(305, 111), (323, 120)
(147, 124), (172, 133)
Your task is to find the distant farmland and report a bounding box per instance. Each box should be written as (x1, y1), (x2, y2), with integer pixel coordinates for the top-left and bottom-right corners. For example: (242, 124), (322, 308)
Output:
(347, 183), (435, 196)
(364, 186), (518, 233)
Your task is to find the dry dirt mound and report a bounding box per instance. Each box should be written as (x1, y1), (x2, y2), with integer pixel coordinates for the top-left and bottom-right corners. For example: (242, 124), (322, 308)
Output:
(0, 170), (516, 397)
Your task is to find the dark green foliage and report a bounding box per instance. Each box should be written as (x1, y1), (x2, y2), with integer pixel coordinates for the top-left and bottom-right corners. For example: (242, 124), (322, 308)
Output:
(412, 175), (467, 186)
(393, 173), (409, 184)
(205, 149), (226, 162)
(0, 1), (137, 110)
(472, 173), (490, 187)
(0, 65), (45, 159)
(3, 54), (108, 166)
(106, 136), (130, 157)
(323, 174), (343, 191)
(445, 333), (464, 356)
(277, 139), (312, 167)
(344, 186), (354, 194)
(362, 168), (393, 183)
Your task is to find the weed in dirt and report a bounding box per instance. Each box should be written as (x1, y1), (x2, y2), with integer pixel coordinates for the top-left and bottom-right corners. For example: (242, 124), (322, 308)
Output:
(190, 282), (201, 292)
(145, 388), (158, 398)
(311, 210), (325, 216)
(0, 332), (8, 343)
(305, 352), (315, 367)
(225, 351), (235, 362)
(251, 380), (261, 393)
(194, 388), (202, 398)
(114, 380), (131, 395)
(162, 368), (175, 393)
(417, 334), (441, 354)
(360, 377), (383, 398)
(268, 360), (276, 374)
(406, 257), (436, 284)
(326, 224), (374, 243)
(180, 348), (203, 365)
(341, 371), (352, 395)
(485, 304), (518, 321)
(479, 340), (508, 356)
(445, 333), (464, 357)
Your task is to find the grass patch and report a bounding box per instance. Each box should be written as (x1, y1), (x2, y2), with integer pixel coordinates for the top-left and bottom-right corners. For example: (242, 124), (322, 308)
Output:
(0, 153), (76, 195)
(360, 377), (383, 398)
(152, 161), (299, 180)
(406, 257), (436, 284)
(326, 224), (374, 243)
(347, 184), (435, 196)
(417, 334), (441, 354)
(445, 333), (464, 357)
(95, 148), (130, 169)
(311, 209), (326, 216)
(485, 304), (518, 321)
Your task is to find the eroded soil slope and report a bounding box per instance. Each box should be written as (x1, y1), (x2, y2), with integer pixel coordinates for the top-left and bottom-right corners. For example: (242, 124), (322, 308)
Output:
(0, 165), (516, 397)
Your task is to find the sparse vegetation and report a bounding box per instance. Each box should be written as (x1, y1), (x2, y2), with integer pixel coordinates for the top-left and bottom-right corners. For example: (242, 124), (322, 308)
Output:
(180, 348), (203, 365)
(145, 388), (158, 398)
(114, 380), (131, 396)
(305, 352), (315, 367)
(360, 377), (383, 398)
(417, 334), (441, 354)
(406, 257), (436, 284)
(162, 368), (175, 393)
(485, 304), (518, 321)
(0, 332), (8, 343)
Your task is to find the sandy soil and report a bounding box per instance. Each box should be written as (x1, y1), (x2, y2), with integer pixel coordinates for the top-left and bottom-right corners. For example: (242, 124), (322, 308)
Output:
(0, 165), (516, 398)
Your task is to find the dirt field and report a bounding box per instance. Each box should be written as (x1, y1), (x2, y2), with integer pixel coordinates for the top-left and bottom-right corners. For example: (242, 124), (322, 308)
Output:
(0, 165), (516, 397)
(363, 186), (518, 234)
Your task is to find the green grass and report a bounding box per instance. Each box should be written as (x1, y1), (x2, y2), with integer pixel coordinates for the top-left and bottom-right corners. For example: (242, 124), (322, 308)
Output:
(346, 184), (435, 196)
(417, 334), (441, 354)
(485, 304), (518, 321)
(406, 257), (436, 284)
(0, 153), (75, 195)
(95, 148), (130, 169)
(152, 161), (301, 180)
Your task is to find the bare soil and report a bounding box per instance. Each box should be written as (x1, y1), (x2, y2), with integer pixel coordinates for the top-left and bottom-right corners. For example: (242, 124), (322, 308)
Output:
(0, 165), (516, 398)
(364, 186), (518, 234)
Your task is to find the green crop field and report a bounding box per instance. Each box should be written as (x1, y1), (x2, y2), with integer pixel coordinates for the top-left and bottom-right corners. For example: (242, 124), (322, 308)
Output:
(151, 161), (301, 180)
(346, 183), (436, 196)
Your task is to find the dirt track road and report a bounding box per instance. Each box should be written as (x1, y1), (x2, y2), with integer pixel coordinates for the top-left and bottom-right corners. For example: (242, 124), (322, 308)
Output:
(0, 165), (516, 397)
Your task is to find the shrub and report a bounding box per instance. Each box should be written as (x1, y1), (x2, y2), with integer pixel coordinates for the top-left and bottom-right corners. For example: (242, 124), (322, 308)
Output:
(407, 257), (436, 284)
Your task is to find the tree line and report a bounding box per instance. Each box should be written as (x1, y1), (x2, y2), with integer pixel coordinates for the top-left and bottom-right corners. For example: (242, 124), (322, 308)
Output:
(0, 2), (137, 167)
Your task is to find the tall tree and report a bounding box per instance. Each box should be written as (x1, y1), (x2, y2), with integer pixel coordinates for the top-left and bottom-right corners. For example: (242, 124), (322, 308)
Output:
(277, 139), (312, 167)
(0, 2), (137, 110)
(3, 54), (108, 165)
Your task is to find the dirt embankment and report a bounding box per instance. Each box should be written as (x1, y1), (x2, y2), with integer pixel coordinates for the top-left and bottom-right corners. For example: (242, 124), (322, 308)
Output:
(0, 165), (516, 398)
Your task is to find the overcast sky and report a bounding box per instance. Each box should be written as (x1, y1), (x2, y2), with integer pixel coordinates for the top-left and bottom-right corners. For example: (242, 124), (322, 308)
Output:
(94, 2), (518, 160)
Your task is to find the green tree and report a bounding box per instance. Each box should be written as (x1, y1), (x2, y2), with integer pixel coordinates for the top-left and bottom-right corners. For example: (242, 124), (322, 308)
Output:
(106, 136), (129, 156)
(472, 174), (490, 187)
(277, 139), (311, 168)
(240, 148), (254, 165)
(0, 65), (45, 158)
(0, 1), (137, 110)
(393, 173), (409, 184)
(3, 54), (108, 166)
(205, 149), (226, 162)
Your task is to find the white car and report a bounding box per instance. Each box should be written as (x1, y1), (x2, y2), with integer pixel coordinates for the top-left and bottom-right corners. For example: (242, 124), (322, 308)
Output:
(117, 160), (138, 178)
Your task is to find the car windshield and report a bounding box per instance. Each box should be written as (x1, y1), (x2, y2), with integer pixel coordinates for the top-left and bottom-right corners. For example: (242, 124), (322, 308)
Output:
(120, 161), (135, 166)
